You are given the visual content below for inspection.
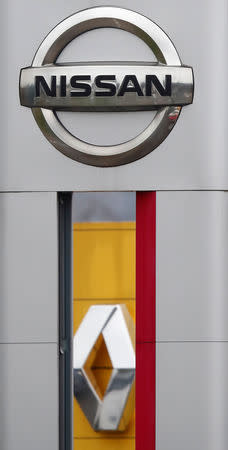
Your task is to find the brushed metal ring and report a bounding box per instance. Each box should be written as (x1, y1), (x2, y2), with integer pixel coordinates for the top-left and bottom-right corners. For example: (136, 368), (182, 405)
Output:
(32, 7), (182, 166)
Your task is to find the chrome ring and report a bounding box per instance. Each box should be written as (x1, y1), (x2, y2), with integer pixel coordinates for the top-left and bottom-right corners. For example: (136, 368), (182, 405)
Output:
(32, 7), (182, 166)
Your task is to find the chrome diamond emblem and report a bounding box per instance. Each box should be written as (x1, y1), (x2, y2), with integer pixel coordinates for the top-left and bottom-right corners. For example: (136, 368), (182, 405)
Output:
(73, 304), (135, 431)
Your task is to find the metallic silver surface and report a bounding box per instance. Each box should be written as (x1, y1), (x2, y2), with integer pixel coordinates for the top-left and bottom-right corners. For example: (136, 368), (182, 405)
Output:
(19, 7), (194, 166)
(73, 304), (135, 431)
(20, 64), (193, 110)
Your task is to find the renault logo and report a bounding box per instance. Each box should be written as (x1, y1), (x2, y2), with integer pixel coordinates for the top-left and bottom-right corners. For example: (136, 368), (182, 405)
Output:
(73, 305), (135, 431)
(19, 7), (194, 167)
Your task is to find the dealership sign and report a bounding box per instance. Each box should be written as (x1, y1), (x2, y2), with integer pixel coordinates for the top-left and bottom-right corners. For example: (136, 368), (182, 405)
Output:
(19, 7), (194, 166)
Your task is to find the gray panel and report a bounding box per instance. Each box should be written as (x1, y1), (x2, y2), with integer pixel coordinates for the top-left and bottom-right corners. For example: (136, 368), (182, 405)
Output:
(156, 343), (228, 450)
(0, 193), (58, 343)
(72, 192), (136, 222)
(0, 0), (228, 191)
(0, 343), (58, 450)
(157, 191), (228, 341)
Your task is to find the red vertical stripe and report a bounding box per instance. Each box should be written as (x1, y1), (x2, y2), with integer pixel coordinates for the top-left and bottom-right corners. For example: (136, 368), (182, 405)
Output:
(136, 192), (156, 450)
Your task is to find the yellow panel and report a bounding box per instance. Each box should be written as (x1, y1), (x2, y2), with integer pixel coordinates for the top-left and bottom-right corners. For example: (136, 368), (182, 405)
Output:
(73, 222), (136, 449)
(73, 223), (136, 300)
(74, 439), (134, 450)
(90, 337), (112, 370)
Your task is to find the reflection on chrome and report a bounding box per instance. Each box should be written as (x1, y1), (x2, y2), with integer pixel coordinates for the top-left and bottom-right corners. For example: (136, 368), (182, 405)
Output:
(18, 7), (194, 166)
(73, 304), (135, 431)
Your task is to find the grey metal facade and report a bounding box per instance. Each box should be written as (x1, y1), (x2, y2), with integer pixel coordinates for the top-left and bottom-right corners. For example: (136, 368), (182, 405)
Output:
(1, 1), (228, 449)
